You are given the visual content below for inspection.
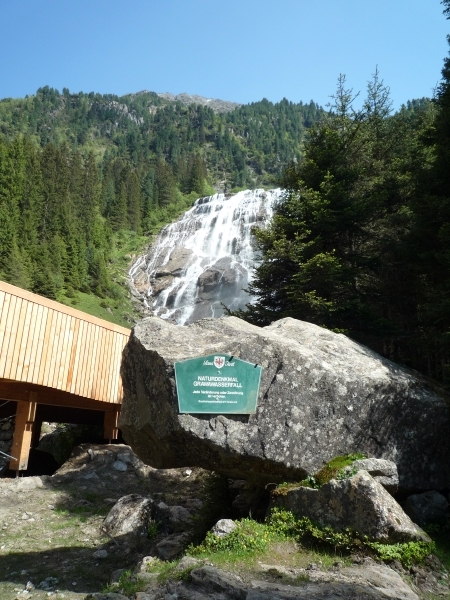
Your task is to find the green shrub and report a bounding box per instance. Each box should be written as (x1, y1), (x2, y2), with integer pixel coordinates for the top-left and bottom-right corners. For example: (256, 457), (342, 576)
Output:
(267, 509), (435, 567)
(368, 541), (435, 568)
(187, 508), (435, 569)
(147, 520), (160, 539)
(189, 518), (273, 556)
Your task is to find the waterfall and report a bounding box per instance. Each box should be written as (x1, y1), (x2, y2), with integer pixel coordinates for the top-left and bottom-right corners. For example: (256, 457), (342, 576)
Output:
(129, 188), (282, 325)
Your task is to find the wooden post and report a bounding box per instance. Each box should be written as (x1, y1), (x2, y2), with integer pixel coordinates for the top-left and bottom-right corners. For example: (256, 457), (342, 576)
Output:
(9, 392), (38, 472)
(31, 420), (43, 449)
(103, 408), (120, 443)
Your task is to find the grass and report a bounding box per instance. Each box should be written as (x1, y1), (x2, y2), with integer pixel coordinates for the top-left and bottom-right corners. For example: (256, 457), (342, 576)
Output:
(59, 290), (133, 328)
(103, 570), (146, 596)
(187, 508), (436, 570)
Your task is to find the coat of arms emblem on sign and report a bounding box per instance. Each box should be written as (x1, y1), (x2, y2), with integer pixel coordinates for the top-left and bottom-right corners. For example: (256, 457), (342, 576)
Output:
(214, 356), (225, 369)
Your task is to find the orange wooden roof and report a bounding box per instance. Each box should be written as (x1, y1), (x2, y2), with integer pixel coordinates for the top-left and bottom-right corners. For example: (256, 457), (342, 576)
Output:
(0, 280), (130, 404)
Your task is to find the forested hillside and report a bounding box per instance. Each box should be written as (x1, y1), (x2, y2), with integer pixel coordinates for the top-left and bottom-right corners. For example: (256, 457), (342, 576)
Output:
(0, 88), (323, 191)
(0, 88), (324, 324)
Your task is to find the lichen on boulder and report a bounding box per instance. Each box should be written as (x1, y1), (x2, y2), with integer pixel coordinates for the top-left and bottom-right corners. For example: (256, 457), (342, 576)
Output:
(119, 315), (450, 491)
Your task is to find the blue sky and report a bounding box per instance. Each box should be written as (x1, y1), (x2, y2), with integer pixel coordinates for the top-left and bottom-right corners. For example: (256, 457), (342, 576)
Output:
(0, 0), (448, 109)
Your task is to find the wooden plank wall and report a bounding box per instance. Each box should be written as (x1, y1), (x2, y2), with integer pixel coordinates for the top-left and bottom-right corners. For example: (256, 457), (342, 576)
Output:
(0, 281), (130, 404)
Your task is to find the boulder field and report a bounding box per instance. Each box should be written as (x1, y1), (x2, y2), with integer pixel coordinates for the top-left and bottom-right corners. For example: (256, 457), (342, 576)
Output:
(119, 316), (450, 492)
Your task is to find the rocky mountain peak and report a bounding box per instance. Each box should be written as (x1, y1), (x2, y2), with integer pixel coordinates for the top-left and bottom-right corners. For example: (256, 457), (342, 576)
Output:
(157, 91), (241, 113)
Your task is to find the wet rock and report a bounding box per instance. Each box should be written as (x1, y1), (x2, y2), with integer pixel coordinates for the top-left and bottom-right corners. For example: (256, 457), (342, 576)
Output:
(405, 490), (449, 526)
(154, 246), (193, 278)
(269, 471), (430, 543)
(119, 316), (450, 490)
(102, 494), (153, 542)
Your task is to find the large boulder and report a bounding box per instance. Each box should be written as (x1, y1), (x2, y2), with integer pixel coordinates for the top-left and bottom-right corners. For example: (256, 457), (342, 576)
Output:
(119, 316), (450, 490)
(269, 471), (429, 543)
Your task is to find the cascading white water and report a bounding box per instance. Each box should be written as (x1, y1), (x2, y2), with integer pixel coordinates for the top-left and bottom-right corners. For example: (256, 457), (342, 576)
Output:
(129, 188), (282, 325)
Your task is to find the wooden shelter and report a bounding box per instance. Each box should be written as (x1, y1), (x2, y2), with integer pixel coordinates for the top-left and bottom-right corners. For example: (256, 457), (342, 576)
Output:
(0, 280), (130, 472)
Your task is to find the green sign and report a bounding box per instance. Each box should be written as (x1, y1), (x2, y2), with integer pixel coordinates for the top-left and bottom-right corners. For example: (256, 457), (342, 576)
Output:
(174, 354), (262, 414)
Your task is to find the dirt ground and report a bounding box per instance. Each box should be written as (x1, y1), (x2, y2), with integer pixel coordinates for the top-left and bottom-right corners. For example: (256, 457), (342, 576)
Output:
(0, 444), (215, 600)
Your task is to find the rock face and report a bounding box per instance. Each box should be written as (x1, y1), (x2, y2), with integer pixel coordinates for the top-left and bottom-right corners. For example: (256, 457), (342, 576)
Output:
(136, 562), (420, 600)
(119, 316), (450, 491)
(269, 471), (429, 543)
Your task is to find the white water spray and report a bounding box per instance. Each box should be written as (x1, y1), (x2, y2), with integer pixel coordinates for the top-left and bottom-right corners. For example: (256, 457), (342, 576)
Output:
(129, 188), (282, 325)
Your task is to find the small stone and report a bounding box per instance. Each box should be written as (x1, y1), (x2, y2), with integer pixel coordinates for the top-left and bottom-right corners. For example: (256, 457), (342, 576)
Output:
(117, 452), (135, 465)
(211, 518), (236, 537)
(110, 568), (126, 583)
(112, 460), (127, 472)
(156, 533), (188, 560)
(102, 494), (153, 540)
(174, 556), (201, 572)
(25, 581), (35, 591)
(71, 581), (77, 586)
(136, 556), (158, 573)
(93, 549), (108, 559)
(169, 505), (192, 524)
(183, 469), (192, 477)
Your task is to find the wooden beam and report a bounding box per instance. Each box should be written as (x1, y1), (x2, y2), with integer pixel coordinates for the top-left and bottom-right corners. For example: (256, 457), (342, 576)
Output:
(104, 408), (120, 441)
(35, 404), (104, 426)
(0, 379), (120, 411)
(9, 392), (37, 471)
